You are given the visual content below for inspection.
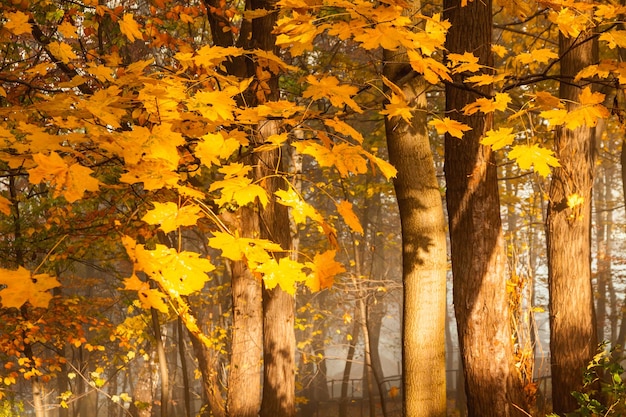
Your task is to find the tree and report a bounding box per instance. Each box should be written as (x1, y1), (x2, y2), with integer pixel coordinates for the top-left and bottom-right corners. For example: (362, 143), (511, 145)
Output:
(443, 0), (527, 415)
(383, 12), (448, 417)
(547, 1), (598, 413)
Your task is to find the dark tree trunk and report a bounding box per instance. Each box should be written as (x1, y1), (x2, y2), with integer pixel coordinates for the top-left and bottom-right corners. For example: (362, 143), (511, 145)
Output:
(547, 6), (598, 412)
(443, 0), (527, 415)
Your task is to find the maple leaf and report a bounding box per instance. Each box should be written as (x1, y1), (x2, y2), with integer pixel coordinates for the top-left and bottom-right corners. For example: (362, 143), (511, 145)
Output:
(466, 73), (506, 87)
(302, 75), (363, 113)
(507, 144), (560, 177)
(293, 141), (368, 178)
(549, 8), (590, 38)
(480, 127), (516, 150)
(599, 31), (626, 49)
(324, 118), (364, 144)
(256, 257), (307, 295)
(0, 195), (11, 215)
(123, 274), (169, 313)
(48, 42), (77, 64)
(210, 163), (269, 208)
(448, 52), (481, 74)
(565, 87), (610, 129)
(337, 200), (363, 234)
(429, 117), (472, 139)
(540, 109), (568, 127)
(381, 93), (413, 123)
(532, 91), (562, 110)
(516, 48), (558, 65)
(407, 51), (451, 84)
(57, 21), (78, 39)
(305, 250), (345, 292)
(28, 153), (100, 203)
(142, 202), (202, 233)
(0, 267), (60, 309)
(254, 133), (289, 153)
(275, 188), (323, 225)
(208, 231), (282, 268)
(362, 151), (397, 180)
(4, 11), (32, 35)
(119, 14), (144, 42)
(275, 11), (318, 55)
(463, 92), (511, 115)
(195, 132), (241, 166)
(188, 89), (237, 122)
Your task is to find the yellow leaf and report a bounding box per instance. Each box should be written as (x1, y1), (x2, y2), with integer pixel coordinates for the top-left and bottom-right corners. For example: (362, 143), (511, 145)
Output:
(0, 267), (61, 309)
(4, 11), (32, 35)
(208, 232), (283, 268)
(305, 250), (345, 292)
(462, 92), (511, 115)
(57, 21), (78, 39)
(195, 132), (241, 166)
(549, 8), (590, 38)
(0, 195), (12, 215)
(480, 127), (515, 150)
(492, 44), (507, 58)
(565, 87), (610, 129)
(209, 163), (269, 208)
(532, 91), (562, 110)
(48, 42), (77, 64)
(381, 93), (413, 123)
(119, 13), (144, 42)
(337, 200), (363, 235)
(516, 48), (558, 65)
(599, 30), (626, 49)
(256, 257), (307, 295)
(539, 108), (568, 126)
(324, 118), (364, 144)
(389, 386), (400, 399)
(28, 153), (100, 203)
(465, 73), (506, 87)
(448, 52), (481, 73)
(122, 274), (169, 313)
(142, 202), (202, 233)
(254, 133), (289, 153)
(362, 151), (397, 180)
(507, 144), (560, 177)
(275, 11), (318, 56)
(302, 75), (362, 113)
(429, 117), (472, 139)
(275, 188), (323, 225)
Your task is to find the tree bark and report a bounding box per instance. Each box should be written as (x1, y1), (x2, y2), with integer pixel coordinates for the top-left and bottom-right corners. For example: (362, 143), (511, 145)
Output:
(443, 0), (526, 415)
(547, 7), (598, 412)
(383, 63), (447, 416)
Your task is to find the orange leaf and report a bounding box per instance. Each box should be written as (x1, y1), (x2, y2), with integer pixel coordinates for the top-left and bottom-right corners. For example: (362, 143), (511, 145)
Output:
(302, 75), (362, 113)
(142, 202), (202, 233)
(305, 250), (345, 292)
(119, 13), (144, 42)
(336, 200), (363, 235)
(429, 117), (472, 139)
(4, 11), (32, 35)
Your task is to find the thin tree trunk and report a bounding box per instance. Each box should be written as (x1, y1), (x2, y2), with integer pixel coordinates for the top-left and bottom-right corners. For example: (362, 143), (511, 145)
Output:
(547, 3), (598, 412)
(443, 0), (527, 415)
(383, 66), (447, 416)
(339, 318), (360, 417)
(151, 308), (169, 417)
(177, 317), (192, 417)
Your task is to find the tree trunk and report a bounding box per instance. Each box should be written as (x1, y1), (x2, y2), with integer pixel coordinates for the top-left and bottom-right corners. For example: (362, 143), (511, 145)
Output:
(443, 0), (526, 415)
(547, 4), (598, 412)
(383, 60), (447, 416)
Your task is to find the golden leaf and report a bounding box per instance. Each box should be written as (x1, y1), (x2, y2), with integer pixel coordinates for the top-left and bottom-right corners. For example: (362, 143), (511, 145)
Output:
(275, 188), (323, 224)
(429, 117), (472, 139)
(142, 202), (203, 233)
(508, 144), (560, 177)
(302, 75), (362, 113)
(4, 11), (32, 36)
(48, 41), (77, 64)
(256, 257), (307, 295)
(305, 250), (345, 292)
(0, 195), (11, 215)
(122, 274), (169, 313)
(480, 127), (515, 150)
(337, 200), (363, 235)
(0, 267), (60, 309)
(448, 52), (481, 74)
(119, 13), (144, 42)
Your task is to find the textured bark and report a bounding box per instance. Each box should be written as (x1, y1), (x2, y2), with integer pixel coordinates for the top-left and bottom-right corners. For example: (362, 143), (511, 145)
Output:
(383, 55), (447, 417)
(547, 9), (598, 413)
(443, 0), (526, 415)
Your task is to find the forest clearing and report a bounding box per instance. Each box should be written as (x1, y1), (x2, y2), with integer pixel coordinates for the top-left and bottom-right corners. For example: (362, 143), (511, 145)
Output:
(1, 0), (626, 416)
